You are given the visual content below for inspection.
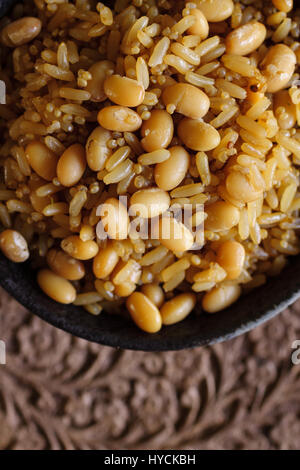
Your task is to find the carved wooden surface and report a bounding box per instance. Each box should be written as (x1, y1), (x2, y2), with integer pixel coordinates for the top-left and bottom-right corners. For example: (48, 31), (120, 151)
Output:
(1, 287), (300, 450)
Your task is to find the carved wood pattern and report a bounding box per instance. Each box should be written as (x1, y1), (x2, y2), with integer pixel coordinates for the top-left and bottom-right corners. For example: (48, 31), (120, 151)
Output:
(1, 288), (300, 450)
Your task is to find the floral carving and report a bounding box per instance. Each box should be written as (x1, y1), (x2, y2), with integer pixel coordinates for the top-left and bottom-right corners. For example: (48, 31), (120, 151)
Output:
(1, 287), (300, 450)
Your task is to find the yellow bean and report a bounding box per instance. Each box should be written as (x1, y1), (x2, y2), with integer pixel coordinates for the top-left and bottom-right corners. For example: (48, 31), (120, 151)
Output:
(86, 126), (112, 171)
(154, 146), (190, 191)
(260, 44), (296, 93)
(46, 249), (85, 281)
(205, 201), (240, 232)
(216, 240), (245, 280)
(158, 217), (194, 252)
(225, 22), (266, 56)
(141, 284), (164, 308)
(61, 235), (99, 260)
(1, 17), (41, 47)
(161, 293), (196, 325)
(273, 90), (297, 129)
(141, 110), (174, 152)
(80, 225), (94, 241)
(178, 119), (221, 151)
(226, 171), (262, 203)
(202, 284), (241, 313)
(195, 0), (234, 22)
(93, 243), (119, 279)
(57, 144), (86, 187)
(98, 106), (142, 132)
(86, 60), (114, 102)
(272, 0), (293, 13)
(126, 292), (162, 333)
(26, 141), (59, 181)
(100, 197), (129, 240)
(187, 9), (209, 39)
(162, 83), (210, 119)
(37, 269), (76, 305)
(104, 74), (145, 107)
(130, 188), (170, 218)
(0, 229), (29, 263)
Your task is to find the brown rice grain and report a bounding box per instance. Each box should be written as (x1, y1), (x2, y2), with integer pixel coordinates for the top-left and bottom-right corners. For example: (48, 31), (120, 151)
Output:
(138, 149), (170, 165)
(59, 88), (91, 101)
(140, 245), (169, 267)
(161, 257), (190, 283)
(163, 270), (185, 292)
(103, 159), (134, 185)
(43, 64), (75, 81)
(73, 292), (103, 306)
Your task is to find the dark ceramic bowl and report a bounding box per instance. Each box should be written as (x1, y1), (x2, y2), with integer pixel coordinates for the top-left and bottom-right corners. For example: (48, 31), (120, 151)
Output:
(1, 0), (300, 351)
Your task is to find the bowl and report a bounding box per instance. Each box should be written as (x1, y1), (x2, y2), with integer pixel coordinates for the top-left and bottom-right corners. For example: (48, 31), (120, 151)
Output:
(1, 0), (300, 351)
(1, 252), (300, 351)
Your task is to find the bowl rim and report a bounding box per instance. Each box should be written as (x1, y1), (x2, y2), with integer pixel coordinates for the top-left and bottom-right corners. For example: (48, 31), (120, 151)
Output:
(1, 254), (300, 351)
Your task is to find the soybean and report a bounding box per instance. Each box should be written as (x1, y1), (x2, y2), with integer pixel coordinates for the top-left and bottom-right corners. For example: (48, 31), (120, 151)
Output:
(225, 22), (266, 56)
(26, 141), (59, 181)
(98, 106), (142, 132)
(130, 188), (170, 218)
(196, 0), (234, 22)
(141, 110), (174, 152)
(86, 60), (114, 102)
(37, 269), (76, 304)
(202, 284), (241, 313)
(93, 243), (119, 279)
(272, 0), (293, 13)
(162, 83), (210, 119)
(104, 75), (145, 107)
(205, 201), (240, 232)
(100, 197), (129, 240)
(141, 284), (164, 308)
(260, 44), (296, 93)
(178, 119), (221, 151)
(216, 241), (245, 280)
(161, 293), (196, 325)
(273, 90), (297, 129)
(0, 229), (29, 263)
(61, 235), (99, 260)
(154, 146), (190, 191)
(86, 126), (112, 171)
(57, 144), (86, 187)
(187, 9), (209, 39)
(126, 292), (162, 333)
(158, 217), (194, 253)
(1, 17), (41, 47)
(226, 171), (262, 203)
(46, 249), (85, 280)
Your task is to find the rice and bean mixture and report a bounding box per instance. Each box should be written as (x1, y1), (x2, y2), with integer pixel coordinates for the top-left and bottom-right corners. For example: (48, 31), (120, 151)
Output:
(0, 0), (299, 333)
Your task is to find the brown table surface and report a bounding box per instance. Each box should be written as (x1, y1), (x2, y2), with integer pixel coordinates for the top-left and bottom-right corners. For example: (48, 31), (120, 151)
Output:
(1, 286), (300, 450)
